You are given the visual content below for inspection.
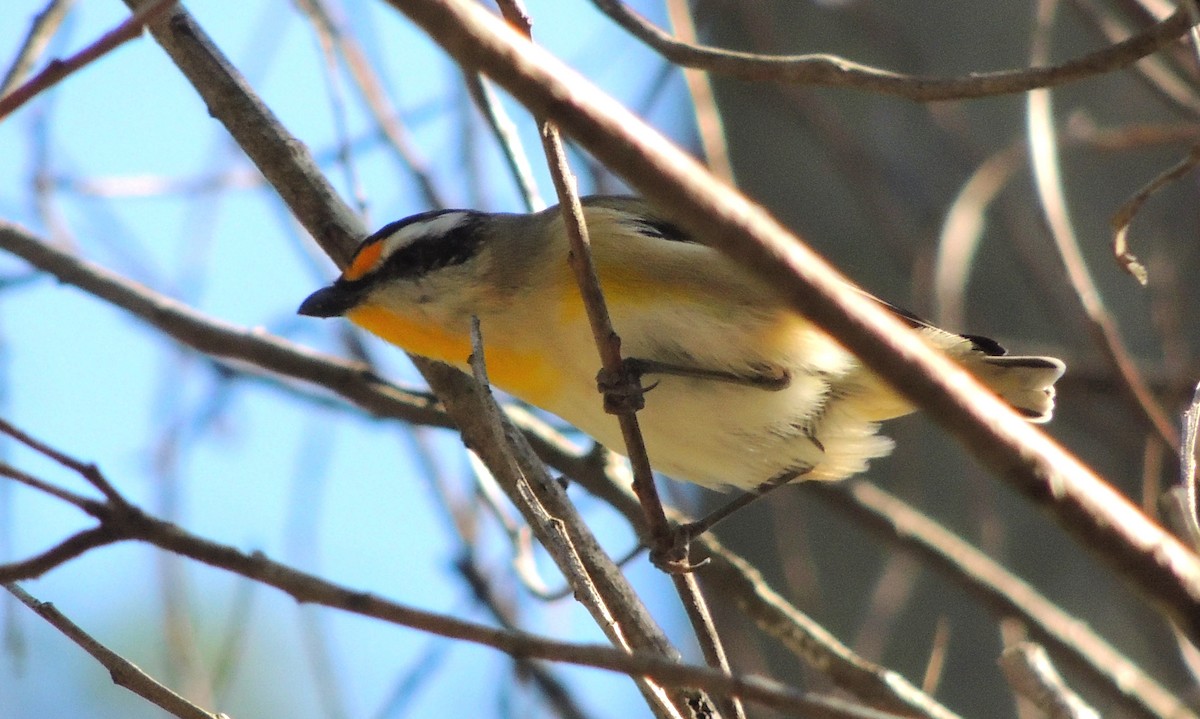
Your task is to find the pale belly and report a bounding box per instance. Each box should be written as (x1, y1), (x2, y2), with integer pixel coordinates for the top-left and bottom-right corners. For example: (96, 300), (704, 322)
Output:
(500, 305), (902, 491)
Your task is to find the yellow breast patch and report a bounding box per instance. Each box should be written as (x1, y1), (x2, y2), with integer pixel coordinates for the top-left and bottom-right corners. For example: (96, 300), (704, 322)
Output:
(346, 305), (561, 404)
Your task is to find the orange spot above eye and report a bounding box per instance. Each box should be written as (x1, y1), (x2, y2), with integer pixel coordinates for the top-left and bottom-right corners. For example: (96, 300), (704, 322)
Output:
(344, 240), (384, 281)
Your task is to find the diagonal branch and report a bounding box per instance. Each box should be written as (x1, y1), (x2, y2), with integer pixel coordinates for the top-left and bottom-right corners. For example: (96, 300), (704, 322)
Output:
(5, 583), (225, 719)
(0, 0), (177, 120)
(0, 454), (912, 719)
(383, 0), (1200, 643)
(587, 0), (1194, 101)
(0, 220), (446, 429)
(0, 527), (116, 582)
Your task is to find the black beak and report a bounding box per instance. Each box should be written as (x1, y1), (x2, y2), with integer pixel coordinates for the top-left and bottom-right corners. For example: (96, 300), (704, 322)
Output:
(297, 283), (362, 318)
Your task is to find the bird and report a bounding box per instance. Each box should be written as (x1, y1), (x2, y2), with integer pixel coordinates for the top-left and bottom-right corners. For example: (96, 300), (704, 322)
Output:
(298, 195), (1064, 492)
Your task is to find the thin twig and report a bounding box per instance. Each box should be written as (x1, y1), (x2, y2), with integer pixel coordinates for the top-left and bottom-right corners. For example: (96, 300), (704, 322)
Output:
(0, 0), (177, 120)
(493, 4), (739, 716)
(0, 466), (909, 719)
(294, 0), (446, 209)
(701, 550), (961, 719)
(464, 72), (545, 212)
(1179, 383), (1200, 544)
(295, 0), (370, 217)
(1026, 6), (1180, 451)
(1110, 144), (1200, 286)
(0, 416), (123, 502)
(586, 0), (1193, 101)
(999, 642), (1100, 719)
(4, 583), (228, 719)
(0, 458), (98, 511)
(464, 315), (689, 719)
(0, 526), (115, 582)
(1067, 0), (1200, 115)
(934, 143), (1026, 329)
(664, 0), (734, 184)
(805, 479), (1196, 719)
(921, 618), (951, 697)
(0, 0), (76, 97)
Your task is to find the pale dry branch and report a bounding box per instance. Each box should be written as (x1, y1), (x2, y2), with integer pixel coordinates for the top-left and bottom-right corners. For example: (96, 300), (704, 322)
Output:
(1111, 144), (1200, 286)
(999, 642), (1100, 719)
(1026, 3), (1180, 453)
(0, 0), (75, 97)
(664, 0), (734, 184)
(1180, 383), (1200, 545)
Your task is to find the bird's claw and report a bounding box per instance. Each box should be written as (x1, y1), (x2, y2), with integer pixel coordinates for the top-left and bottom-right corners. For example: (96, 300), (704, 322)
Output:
(596, 359), (657, 414)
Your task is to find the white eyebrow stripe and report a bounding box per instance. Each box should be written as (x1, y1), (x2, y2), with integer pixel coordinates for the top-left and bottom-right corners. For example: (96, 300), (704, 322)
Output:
(380, 211), (472, 260)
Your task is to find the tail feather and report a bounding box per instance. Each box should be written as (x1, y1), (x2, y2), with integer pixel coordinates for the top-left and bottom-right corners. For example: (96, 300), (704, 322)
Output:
(973, 355), (1065, 423)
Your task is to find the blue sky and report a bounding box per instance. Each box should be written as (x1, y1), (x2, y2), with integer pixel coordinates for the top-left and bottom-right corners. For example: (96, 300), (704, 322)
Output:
(0, 2), (701, 717)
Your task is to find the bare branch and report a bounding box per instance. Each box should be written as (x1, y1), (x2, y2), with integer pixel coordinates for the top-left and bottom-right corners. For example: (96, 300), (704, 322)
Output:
(664, 0), (734, 183)
(586, 0), (1194, 101)
(1026, 8), (1179, 449)
(0, 221), (445, 428)
(382, 0), (1200, 646)
(0, 416), (123, 502)
(0, 459), (100, 513)
(0, 527), (116, 582)
(0, 467), (908, 719)
(703, 550), (961, 719)
(0, 0), (75, 97)
(0, 0), (177, 120)
(1111, 144), (1200, 286)
(999, 642), (1100, 719)
(4, 583), (228, 719)
(1179, 383), (1200, 546)
(805, 479), (1197, 719)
